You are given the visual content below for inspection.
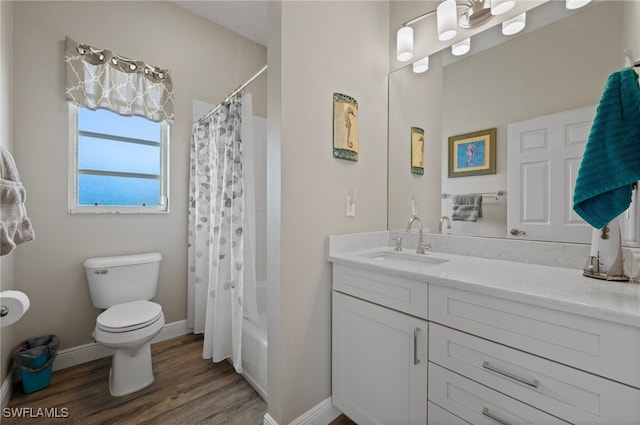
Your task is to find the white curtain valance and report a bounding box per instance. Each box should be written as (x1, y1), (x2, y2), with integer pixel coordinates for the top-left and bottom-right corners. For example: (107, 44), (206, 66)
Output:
(65, 37), (174, 123)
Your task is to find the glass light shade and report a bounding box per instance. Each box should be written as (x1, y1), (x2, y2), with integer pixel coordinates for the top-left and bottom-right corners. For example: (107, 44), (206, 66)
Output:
(502, 12), (526, 35)
(491, 0), (515, 16)
(566, 0), (592, 9)
(397, 26), (414, 62)
(413, 56), (429, 73)
(451, 38), (471, 56)
(437, 0), (458, 41)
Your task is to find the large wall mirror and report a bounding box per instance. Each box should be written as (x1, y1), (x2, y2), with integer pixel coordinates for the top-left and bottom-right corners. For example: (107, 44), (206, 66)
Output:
(388, 0), (639, 246)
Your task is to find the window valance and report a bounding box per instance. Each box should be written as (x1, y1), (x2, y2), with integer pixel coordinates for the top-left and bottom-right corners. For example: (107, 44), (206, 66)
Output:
(65, 37), (174, 123)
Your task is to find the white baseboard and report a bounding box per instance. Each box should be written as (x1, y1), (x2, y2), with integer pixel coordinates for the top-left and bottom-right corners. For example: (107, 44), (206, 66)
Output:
(263, 397), (342, 425)
(53, 320), (190, 371)
(1, 365), (15, 409)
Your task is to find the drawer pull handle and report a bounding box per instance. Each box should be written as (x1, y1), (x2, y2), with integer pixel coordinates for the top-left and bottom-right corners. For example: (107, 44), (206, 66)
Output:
(482, 407), (512, 425)
(482, 361), (540, 388)
(413, 327), (421, 365)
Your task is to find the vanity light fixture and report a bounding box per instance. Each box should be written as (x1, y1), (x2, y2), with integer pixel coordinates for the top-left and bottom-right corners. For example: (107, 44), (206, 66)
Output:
(452, 38), (471, 56)
(413, 56), (430, 73)
(490, 0), (515, 16)
(502, 12), (526, 35)
(396, 0), (509, 63)
(566, 0), (592, 10)
(397, 26), (414, 62)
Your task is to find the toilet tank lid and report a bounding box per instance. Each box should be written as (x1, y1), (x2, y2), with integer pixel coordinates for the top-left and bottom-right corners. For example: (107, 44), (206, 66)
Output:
(83, 252), (162, 269)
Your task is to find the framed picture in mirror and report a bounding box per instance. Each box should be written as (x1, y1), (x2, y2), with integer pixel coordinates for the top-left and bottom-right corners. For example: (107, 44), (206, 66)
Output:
(411, 127), (424, 175)
(448, 128), (496, 178)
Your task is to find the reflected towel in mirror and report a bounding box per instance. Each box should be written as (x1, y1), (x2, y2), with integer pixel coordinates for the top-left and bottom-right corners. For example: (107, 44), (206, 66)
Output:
(451, 194), (483, 222)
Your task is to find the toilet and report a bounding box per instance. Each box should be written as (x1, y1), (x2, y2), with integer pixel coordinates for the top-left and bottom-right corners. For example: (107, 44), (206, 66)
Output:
(83, 252), (165, 397)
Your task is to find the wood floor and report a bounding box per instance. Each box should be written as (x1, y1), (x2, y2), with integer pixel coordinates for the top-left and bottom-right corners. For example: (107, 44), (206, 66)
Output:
(5, 333), (357, 425)
(5, 334), (266, 425)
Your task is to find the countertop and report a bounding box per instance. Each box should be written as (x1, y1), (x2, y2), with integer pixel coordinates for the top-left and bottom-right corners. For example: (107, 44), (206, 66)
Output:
(328, 246), (640, 328)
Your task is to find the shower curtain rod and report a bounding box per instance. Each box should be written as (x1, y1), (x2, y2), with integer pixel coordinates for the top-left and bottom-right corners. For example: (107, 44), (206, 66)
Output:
(196, 64), (268, 124)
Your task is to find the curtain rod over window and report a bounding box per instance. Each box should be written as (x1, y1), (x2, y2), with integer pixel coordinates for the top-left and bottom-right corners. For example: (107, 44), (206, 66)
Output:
(196, 64), (267, 124)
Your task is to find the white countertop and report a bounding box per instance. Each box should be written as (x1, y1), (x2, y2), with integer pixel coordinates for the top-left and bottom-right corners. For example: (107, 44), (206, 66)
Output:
(328, 245), (640, 328)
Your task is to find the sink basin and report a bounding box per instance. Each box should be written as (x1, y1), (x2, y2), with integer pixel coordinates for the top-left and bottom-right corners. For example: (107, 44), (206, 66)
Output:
(361, 250), (449, 267)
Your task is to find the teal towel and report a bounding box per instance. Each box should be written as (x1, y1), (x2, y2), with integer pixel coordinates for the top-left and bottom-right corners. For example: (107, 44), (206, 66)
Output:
(573, 68), (640, 229)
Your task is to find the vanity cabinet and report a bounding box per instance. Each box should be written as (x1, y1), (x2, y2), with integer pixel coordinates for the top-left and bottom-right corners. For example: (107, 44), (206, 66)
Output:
(428, 284), (640, 424)
(332, 264), (428, 425)
(329, 248), (640, 424)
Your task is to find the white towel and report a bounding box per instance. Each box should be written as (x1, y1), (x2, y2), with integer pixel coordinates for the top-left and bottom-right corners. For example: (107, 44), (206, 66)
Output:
(1, 146), (35, 256)
(451, 194), (483, 222)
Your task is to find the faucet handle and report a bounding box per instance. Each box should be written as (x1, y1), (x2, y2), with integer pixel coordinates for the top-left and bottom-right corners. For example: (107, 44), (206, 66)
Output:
(417, 243), (431, 254)
(392, 237), (403, 251)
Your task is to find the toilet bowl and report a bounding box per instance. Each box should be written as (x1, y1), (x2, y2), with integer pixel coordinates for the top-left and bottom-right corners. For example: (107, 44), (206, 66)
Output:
(83, 253), (164, 397)
(93, 300), (165, 396)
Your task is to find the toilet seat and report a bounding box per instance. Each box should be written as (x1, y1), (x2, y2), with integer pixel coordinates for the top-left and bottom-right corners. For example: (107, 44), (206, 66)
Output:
(97, 300), (163, 333)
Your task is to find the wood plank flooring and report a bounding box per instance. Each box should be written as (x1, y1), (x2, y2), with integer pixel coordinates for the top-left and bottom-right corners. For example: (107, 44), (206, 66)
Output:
(5, 333), (358, 425)
(5, 334), (266, 425)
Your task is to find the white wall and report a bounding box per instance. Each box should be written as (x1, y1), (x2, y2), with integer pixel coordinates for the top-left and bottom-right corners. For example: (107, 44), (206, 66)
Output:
(0, 0), (15, 388)
(11, 1), (266, 351)
(268, 2), (389, 424)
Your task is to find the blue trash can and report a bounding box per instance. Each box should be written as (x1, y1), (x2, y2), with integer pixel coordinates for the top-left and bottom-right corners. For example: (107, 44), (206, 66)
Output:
(14, 335), (59, 393)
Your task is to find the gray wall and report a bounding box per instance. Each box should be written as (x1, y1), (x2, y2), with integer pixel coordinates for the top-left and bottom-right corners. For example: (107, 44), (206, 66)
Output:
(11, 1), (266, 351)
(267, 2), (389, 423)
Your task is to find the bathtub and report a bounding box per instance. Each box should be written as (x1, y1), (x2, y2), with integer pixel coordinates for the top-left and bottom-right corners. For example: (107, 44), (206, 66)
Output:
(241, 281), (267, 400)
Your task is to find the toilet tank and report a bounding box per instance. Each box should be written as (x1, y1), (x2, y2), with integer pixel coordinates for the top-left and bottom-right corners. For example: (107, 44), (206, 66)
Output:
(83, 252), (162, 309)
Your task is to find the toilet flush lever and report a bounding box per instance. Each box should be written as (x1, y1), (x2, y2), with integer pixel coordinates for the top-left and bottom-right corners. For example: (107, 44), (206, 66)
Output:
(94, 270), (108, 275)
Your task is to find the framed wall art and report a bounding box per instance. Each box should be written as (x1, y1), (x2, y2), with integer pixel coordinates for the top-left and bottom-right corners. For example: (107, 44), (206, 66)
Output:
(448, 128), (496, 178)
(411, 127), (424, 175)
(333, 93), (359, 162)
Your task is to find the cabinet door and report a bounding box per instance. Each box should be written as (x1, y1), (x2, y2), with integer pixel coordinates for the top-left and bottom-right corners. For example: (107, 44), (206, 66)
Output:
(332, 291), (428, 425)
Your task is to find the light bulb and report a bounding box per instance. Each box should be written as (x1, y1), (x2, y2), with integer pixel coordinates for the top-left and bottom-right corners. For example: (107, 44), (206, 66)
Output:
(491, 0), (515, 16)
(413, 56), (429, 73)
(502, 12), (526, 36)
(397, 26), (413, 62)
(452, 38), (471, 56)
(437, 0), (458, 42)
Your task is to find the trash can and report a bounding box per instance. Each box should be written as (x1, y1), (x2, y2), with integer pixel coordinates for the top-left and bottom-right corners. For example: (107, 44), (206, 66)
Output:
(14, 335), (59, 393)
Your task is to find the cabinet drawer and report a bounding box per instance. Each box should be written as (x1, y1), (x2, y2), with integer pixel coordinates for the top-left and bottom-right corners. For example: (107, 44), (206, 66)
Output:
(428, 401), (470, 425)
(429, 363), (569, 425)
(430, 323), (640, 424)
(429, 284), (640, 388)
(333, 264), (428, 319)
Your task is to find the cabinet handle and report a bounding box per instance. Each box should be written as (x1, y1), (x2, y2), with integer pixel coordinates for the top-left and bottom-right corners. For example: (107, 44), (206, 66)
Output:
(482, 407), (512, 425)
(482, 361), (540, 388)
(413, 327), (421, 365)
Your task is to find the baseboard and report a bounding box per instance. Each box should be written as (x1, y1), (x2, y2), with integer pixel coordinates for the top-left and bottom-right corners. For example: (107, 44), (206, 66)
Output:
(1, 365), (15, 409)
(263, 397), (342, 425)
(53, 320), (190, 371)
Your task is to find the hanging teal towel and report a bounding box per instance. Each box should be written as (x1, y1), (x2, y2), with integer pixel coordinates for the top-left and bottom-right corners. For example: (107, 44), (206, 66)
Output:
(573, 68), (640, 229)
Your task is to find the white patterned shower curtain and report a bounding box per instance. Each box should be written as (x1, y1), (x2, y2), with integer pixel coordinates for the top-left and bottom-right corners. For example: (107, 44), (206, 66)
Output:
(187, 93), (258, 372)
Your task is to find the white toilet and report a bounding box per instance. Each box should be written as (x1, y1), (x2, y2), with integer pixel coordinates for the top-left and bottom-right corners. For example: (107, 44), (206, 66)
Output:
(83, 252), (165, 397)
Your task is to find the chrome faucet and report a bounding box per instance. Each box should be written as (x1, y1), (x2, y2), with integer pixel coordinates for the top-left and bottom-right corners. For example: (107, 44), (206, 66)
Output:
(439, 216), (452, 234)
(406, 216), (430, 254)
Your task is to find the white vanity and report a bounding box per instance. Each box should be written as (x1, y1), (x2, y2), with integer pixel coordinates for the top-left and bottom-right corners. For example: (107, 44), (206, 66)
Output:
(328, 231), (640, 425)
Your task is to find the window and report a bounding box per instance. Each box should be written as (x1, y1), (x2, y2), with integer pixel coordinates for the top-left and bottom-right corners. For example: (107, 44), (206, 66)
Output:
(68, 104), (169, 213)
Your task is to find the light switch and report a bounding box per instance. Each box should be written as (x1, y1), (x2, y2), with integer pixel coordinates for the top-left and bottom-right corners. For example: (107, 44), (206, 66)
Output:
(346, 189), (356, 217)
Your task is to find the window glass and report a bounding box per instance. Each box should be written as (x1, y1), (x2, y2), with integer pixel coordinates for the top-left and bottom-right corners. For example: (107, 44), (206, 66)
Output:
(78, 175), (160, 206)
(78, 137), (160, 175)
(69, 104), (169, 213)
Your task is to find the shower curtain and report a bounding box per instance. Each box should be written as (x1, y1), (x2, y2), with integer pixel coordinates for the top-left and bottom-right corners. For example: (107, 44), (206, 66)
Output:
(187, 93), (258, 372)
